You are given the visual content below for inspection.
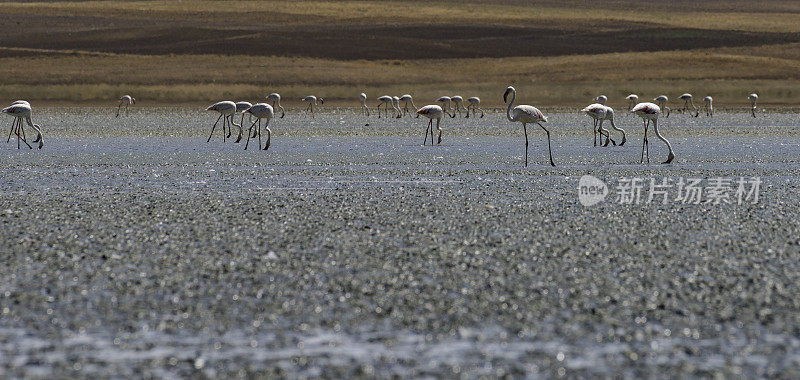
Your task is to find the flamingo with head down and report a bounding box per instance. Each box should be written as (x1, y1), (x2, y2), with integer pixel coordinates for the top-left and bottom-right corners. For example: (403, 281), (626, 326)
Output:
(466, 97), (484, 118)
(626, 94), (639, 110)
(749, 93), (758, 117)
(2, 101), (43, 150)
(417, 104), (454, 145)
(631, 102), (675, 164)
(267, 93), (285, 118)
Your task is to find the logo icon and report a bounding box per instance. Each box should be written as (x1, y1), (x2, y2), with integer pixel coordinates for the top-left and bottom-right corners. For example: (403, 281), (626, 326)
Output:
(578, 175), (608, 206)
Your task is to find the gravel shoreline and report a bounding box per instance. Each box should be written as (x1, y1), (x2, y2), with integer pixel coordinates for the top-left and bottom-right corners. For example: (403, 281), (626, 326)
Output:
(2, 111), (799, 377)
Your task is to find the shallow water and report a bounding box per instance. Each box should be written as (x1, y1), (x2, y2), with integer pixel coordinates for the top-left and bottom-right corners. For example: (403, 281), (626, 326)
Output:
(2, 110), (800, 377)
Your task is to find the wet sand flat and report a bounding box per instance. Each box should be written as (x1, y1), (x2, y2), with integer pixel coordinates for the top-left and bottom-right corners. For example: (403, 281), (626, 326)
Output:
(1, 110), (800, 377)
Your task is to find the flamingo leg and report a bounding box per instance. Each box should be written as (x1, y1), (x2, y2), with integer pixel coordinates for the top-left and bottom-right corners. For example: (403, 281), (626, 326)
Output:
(279, 105), (285, 118)
(223, 115), (228, 142)
(539, 123), (555, 167)
(7, 118), (18, 143)
(478, 106), (485, 118)
(116, 102), (122, 118)
(16, 118), (31, 149)
(245, 119), (258, 150)
(20, 121), (27, 142)
(423, 119), (431, 145)
(436, 118), (442, 145)
(523, 123), (528, 167)
(258, 119), (262, 150)
(207, 114), (222, 142)
(593, 119), (598, 146)
(641, 119), (648, 164)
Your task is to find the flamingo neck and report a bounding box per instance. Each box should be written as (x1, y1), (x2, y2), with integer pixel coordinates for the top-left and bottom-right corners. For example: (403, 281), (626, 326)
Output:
(506, 90), (516, 122)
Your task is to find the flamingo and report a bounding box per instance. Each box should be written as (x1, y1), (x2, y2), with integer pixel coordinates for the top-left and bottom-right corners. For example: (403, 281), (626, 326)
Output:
(678, 93), (699, 117)
(5, 100), (30, 143)
(594, 95), (607, 105)
(626, 94), (639, 110)
(206, 101), (241, 143)
(466, 97), (484, 118)
(654, 95), (671, 117)
(244, 103), (274, 151)
(749, 93), (758, 117)
(503, 86), (554, 167)
(392, 96), (402, 118)
(116, 95), (135, 118)
(302, 95), (322, 117)
(451, 96), (466, 117)
(234, 101), (253, 142)
(376, 95), (393, 118)
(2, 102), (43, 150)
(399, 94), (417, 117)
(582, 103), (626, 147)
(437, 96), (455, 118)
(416, 105), (454, 145)
(703, 96), (713, 117)
(359, 93), (370, 116)
(631, 102), (675, 164)
(267, 93), (285, 118)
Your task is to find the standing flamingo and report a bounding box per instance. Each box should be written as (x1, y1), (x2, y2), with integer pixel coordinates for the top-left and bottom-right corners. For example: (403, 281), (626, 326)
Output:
(116, 95), (135, 117)
(2, 102), (43, 149)
(399, 94), (417, 117)
(582, 104), (626, 147)
(417, 105), (454, 145)
(654, 95), (671, 117)
(244, 103), (274, 151)
(392, 96), (402, 118)
(749, 93), (758, 117)
(302, 95), (323, 117)
(267, 93), (285, 118)
(376, 95), (393, 118)
(206, 101), (241, 143)
(503, 86), (554, 167)
(594, 95), (607, 105)
(703, 96), (713, 117)
(626, 94), (639, 110)
(631, 102), (675, 164)
(678, 93), (699, 117)
(451, 96), (466, 117)
(466, 97), (484, 118)
(359, 93), (370, 116)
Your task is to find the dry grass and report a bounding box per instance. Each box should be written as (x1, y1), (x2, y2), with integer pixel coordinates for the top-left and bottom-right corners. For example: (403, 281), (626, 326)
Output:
(2, 44), (799, 106)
